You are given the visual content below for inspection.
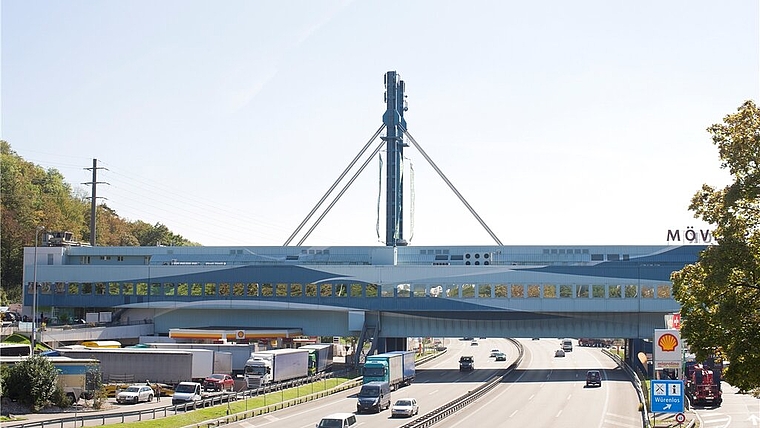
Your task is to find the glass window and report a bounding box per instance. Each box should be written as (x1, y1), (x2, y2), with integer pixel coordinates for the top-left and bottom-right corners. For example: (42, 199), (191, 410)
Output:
(191, 283), (202, 296)
(366, 284), (379, 297)
(261, 283), (273, 296)
(177, 282), (188, 296)
(351, 283), (363, 297)
(479, 284), (492, 298)
(109, 282), (120, 296)
(205, 283), (216, 296)
(95, 282), (106, 295)
(233, 283), (244, 296)
(543, 284), (557, 298)
(413, 284), (426, 297)
(68, 282), (80, 295)
(396, 284), (410, 298)
(248, 283), (259, 297)
(290, 283), (303, 297)
(625, 284), (638, 298)
(336, 284), (348, 297)
(381, 284), (395, 297)
(306, 283), (317, 297)
(445, 284), (458, 298)
(576, 284), (589, 298)
(276, 283), (287, 297)
(641, 285), (654, 298)
(527, 284), (540, 298)
(320, 284), (332, 297)
(136, 282), (147, 296)
(461, 284), (475, 298)
(163, 283), (175, 296)
(494, 284), (507, 298)
(40, 282), (51, 294)
(609, 284), (622, 298)
(55, 282), (65, 294)
(511, 284), (524, 298)
(219, 283), (230, 296)
(657, 285), (672, 298)
(151, 283), (162, 296)
(560, 284), (573, 298)
(592, 285), (605, 298)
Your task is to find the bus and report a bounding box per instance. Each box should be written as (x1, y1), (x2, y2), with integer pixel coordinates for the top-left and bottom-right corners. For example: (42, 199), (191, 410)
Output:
(0, 355), (100, 402)
(0, 343), (32, 356)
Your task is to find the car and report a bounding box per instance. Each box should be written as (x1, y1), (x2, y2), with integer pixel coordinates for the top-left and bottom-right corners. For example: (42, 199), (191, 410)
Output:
(459, 355), (475, 371)
(203, 373), (235, 391)
(391, 398), (419, 417)
(555, 349), (565, 357)
(489, 349), (501, 357)
(470, 341), (479, 346)
(116, 385), (154, 404)
(494, 352), (507, 361)
(586, 370), (602, 387)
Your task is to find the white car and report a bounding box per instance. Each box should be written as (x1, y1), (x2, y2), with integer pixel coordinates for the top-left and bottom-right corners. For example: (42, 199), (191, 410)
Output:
(116, 385), (154, 404)
(391, 398), (419, 418)
(490, 349), (501, 357)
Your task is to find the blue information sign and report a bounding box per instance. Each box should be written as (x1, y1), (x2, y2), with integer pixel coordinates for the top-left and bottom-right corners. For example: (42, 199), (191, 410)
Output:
(650, 380), (684, 413)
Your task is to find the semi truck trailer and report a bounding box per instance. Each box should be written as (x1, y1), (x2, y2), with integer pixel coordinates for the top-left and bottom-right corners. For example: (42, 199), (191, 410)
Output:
(362, 350), (415, 390)
(299, 343), (334, 375)
(244, 348), (309, 389)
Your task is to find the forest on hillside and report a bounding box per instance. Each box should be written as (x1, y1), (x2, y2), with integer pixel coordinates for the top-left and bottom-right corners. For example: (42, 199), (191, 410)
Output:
(0, 141), (199, 305)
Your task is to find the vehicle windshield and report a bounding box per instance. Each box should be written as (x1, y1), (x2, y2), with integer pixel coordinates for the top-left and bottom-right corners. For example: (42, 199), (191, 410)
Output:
(125, 386), (140, 392)
(363, 367), (385, 377)
(358, 386), (379, 397)
(175, 384), (196, 393)
(318, 419), (342, 428)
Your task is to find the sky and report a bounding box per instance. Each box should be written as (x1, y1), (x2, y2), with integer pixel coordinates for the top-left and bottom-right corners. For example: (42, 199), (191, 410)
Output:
(2, 1), (758, 247)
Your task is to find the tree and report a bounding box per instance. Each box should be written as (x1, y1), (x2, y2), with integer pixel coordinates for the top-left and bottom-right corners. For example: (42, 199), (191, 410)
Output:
(2, 355), (59, 411)
(672, 100), (760, 392)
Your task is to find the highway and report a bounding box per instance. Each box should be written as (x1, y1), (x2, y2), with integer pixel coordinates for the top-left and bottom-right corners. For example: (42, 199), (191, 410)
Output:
(221, 338), (642, 428)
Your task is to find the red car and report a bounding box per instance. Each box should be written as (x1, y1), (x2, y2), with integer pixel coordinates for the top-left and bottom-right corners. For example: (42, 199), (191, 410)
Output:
(203, 374), (235, 391)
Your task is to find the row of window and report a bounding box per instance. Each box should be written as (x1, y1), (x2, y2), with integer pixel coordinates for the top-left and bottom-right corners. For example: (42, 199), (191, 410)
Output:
(28, 281), (673, 299)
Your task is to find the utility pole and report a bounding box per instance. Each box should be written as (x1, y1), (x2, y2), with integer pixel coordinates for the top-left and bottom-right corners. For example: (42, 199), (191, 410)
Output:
(382, 71), (408, 246)
(83, 159), (108, 246)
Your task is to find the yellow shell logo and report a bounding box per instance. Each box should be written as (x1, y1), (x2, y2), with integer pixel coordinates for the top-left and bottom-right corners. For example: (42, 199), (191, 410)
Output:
(658, 333), (678, 351)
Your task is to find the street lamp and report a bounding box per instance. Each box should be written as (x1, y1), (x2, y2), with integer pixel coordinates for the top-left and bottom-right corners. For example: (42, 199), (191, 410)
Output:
(32, 226), (44, 353)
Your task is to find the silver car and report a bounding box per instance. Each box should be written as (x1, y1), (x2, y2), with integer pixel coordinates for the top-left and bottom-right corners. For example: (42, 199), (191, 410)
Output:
(116, 385), (154, 404)
(391, 398), (419, 418)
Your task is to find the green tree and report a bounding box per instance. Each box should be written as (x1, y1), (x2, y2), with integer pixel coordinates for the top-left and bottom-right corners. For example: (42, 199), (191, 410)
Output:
(2, 355), (59, 411)
(672, 100), (760, 392)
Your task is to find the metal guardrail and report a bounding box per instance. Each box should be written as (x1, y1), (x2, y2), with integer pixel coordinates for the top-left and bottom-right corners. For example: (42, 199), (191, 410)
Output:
(399, 338), (524, 428)
(602, 348), (650, 428)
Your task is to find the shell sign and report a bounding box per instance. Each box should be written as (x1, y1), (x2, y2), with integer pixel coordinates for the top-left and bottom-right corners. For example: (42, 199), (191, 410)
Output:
(654, 329), (682, 369)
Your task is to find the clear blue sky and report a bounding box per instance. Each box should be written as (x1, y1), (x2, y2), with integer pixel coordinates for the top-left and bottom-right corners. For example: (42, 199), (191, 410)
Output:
(3, 1), (758, 246)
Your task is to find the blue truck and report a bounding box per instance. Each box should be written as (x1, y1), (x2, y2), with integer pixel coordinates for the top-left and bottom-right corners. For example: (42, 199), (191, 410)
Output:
(362, 350), (415, 390)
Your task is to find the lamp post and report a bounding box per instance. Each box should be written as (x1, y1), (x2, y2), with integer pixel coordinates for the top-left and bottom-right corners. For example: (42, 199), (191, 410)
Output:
(32, 226), (44, 352)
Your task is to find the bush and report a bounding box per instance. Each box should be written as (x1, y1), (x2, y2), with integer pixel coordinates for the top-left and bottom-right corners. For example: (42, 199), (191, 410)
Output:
(3, 355), (58, 411)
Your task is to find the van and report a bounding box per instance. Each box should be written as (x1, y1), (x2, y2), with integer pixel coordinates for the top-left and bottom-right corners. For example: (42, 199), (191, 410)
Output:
(356, 381), (391, 413)
(562, 340), (573, 352)
(172, 382), (203, 405)
(316, 412), (357, 428)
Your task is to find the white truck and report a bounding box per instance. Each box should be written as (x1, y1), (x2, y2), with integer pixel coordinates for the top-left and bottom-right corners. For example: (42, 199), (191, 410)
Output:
(145, 342), (255, 376)
(244, 348), (309, 389)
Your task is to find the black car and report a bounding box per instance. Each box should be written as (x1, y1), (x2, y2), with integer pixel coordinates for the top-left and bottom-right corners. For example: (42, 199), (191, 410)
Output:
(459, 356), (475, 371)
(585, 370), (602, 387)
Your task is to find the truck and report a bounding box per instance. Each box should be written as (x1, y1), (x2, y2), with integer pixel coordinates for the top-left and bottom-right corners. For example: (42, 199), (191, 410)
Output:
(55, 347), (228, 385)
(299, 343), (334, 375)
(0, 355), (99, 403)
(244, 348), (309, 389)
(362, 350), (415, 390)
(561, 340), (573, 352)
(144, 342), (256, 376)
(685, 361), (722, 406)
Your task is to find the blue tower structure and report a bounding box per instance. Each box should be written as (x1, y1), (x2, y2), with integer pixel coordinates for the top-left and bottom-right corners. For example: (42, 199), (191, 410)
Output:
(382, 71), (408, 246)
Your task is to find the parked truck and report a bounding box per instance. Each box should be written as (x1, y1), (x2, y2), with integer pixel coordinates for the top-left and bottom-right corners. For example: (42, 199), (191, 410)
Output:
(244, 348), (309, 389)
(299, 343), (334, 375)
(55, 347), (227, 385)
(685, 361), (722, 406)
(145, 342), (255, 376)
(362, 350), (415, 390)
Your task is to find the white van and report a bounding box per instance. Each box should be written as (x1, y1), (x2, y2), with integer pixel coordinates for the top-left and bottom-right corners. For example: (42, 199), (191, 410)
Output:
(172, 382), (203, 405)
(316, 412), (357, 428)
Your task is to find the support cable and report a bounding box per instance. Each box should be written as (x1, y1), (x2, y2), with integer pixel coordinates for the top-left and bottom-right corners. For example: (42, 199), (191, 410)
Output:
(284, 125), (386, 246)
(400, 126), (503, 246)
(296, 138), (387, 246)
